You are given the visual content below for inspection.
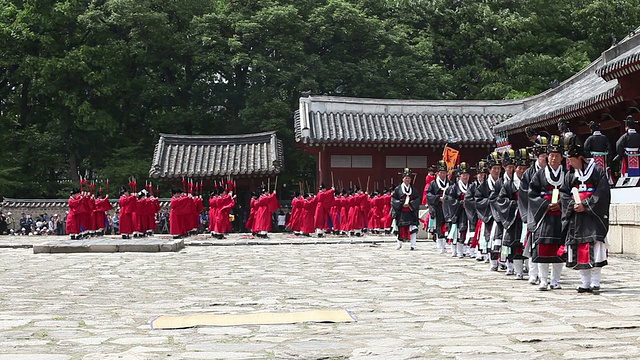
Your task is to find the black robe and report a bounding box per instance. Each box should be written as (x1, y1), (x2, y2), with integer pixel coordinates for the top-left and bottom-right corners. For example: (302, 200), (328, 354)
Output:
(426, 177), (451, 237)
(528, 165), (566, 264)
(498, 175), (523, 248)
(443, 180), (469, 231)
(464, 180), (480, 232)
(391, 184), (421, 227)
(584, 132), (611, 158)
(615, 129), (640, 160)
(520, 163), (541, 231)
(560, 160), (610, 245)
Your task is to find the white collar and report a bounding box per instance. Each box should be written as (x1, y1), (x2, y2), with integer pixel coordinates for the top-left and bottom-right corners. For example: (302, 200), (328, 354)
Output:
(401, 183), (412, 196)
(629, 129), (637, 134)
(435, 177), (448, 191)
(488, 175), (497, 191)
(593, 131), (602, 136)
(458, 180), (468, 193)
(545, 165), (564, 188)
(513, 172), (522, 190)
(575, 158), (596, 184)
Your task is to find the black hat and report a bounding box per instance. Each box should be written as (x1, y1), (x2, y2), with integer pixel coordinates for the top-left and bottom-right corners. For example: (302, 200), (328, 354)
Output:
(292, 191), (300, 198)
(516, 148), (531, 167)
(501, 149), (517, 167)
(436, 160), (447, 172)
(532, 136), (549, 156)
(70, 188), (80, 196)
(457, 162), (470, 174)
(625, 115), (637, 128)
(476, 160), (489, 173)
(558, 120), (571, 134)
(547, 135), (563, 154)
(564, 134), (585, 158)
(400, 167), (414, 178)
(171, 188), (181, 195)
(487, 152), (501, 167)
(120, 186), (129, 196)
(588, 121), (600, 132)
(525, 126), (536, 138)
(319, 183), (326, 190)
(250, 191), (257, 198)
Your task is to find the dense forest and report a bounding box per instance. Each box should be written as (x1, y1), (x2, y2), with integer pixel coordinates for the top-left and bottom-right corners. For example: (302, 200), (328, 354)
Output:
(1, 0), (639, 198)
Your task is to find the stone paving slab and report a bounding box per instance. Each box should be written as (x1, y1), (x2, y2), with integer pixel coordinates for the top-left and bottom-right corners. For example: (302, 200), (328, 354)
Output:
(32, 238), (185, 253)
(2, 233), (640, 358)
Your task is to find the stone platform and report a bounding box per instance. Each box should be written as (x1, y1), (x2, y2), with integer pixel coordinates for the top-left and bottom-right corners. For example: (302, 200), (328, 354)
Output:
(32, 237), (184, 254)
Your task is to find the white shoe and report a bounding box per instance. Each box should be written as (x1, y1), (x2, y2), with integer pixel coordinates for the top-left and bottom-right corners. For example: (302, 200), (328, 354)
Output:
(528, 276), (541, 285)
(538, 282), (549, 291)
(396, 242), (402, 250)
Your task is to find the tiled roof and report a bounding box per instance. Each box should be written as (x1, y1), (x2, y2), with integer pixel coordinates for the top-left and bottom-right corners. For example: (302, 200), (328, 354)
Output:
(149, 132), (283, 178)
(494, 60), (622, 134)
(295, 96), (528, 145)
(597, 29), (640, 81)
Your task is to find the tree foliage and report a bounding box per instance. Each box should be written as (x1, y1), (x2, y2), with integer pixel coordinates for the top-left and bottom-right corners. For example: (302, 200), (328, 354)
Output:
(1, 0), (639, 197)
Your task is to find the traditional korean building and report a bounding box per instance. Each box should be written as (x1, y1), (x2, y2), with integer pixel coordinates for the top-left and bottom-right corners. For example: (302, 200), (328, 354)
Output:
(293, 96), (530, 192)
(149, 131), (284, 207)
(494, 27), (640, 151)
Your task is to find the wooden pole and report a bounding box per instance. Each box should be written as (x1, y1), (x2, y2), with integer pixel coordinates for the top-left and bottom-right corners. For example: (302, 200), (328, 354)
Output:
(331, 171), (335, 188)
(366, 176), (370, 193)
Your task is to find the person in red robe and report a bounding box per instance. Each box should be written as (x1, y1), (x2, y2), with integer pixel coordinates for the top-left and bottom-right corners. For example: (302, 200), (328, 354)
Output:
(93, 194), (113, 236)
(245, 192), (258, 234)
(422, 167), (437, 205)
(313, 184), (335, 237)
(170, 188), (193, 239)
(381, 187), (394, 234)
(300, 193), (317, 237)
(213, 187), (235, 238)
(287, 192), (303, 235)
(66, 188), (82, 239)
(208, 188), (220, 237)
(147, 191), (161, 236)
(118, 187), (137, 239)
(252, 188), (279, 238)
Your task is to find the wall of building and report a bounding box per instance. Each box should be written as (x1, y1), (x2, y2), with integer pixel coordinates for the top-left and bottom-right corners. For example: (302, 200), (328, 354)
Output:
(608, 203), (640, 256)
(309, 144), (494, 193)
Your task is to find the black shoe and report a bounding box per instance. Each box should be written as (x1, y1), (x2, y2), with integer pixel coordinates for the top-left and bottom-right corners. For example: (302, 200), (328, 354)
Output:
(577, 287), (593, 293)
(318, 233), (324, 238)
(172, 235), (181, 239)
(410, 247), (416, 251)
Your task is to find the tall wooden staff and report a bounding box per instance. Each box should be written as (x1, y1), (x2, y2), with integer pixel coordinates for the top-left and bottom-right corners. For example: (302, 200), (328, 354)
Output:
(366, 176), (370, 193)
(331, 171), (335, 188)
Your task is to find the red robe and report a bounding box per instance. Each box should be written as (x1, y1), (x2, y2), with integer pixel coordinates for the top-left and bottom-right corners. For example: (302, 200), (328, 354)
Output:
(422, 174), (437, 205)
(245, 197), (258, 231)
(339, 196), (350, 231)
(301, 196), (318, 234)
(93, 197), (113, 231)
(381, 193), (393, 229)
(252, 192), (279, 233)
(213, 194), (235, 234)
(170, 195), (193, 236)
(208, 196), (220, 232)
(313, 188), (335, 230)
(66, 195), (83, 235)
(119, 195), (137, 235)
(287, 196), (304, 232)
(192, 197), (204, 231)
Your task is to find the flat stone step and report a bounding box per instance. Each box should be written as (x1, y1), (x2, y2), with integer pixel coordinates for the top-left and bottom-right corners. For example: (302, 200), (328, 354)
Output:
(33, 238), (184, 254)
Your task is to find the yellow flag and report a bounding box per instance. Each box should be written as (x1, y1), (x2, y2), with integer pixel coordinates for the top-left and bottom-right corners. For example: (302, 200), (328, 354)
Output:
(442, 145), (460, 169)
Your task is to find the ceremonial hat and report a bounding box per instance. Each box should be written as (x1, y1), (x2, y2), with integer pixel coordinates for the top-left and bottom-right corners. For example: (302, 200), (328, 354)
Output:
(531, 136), (549, 156)
(476, 160), (489, 173)
(457, 162), (470, 174)
(588, 121), (600, 132)
(250, 191), (257, 198)
(558, 120), (571, 134)
(70, 188), (80, 195)
(487, 152), (501, 167)
(547, 135), (563, 154)
(120, 186), (129, 195)
(171, 188), (181, 195)
(525, 126), (536, 138)
(400, 167), (415, 177)
(502, 149), (517, 167)
(516, 148), (531, 167)
(564, 134), (585, 158)
(625, 115), (637, 128)
(319, 183), (326, 190)
(436, 160), (448, 172)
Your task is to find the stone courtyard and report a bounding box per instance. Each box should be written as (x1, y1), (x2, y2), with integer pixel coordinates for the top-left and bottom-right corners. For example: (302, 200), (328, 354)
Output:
(1, 234), (640, 359)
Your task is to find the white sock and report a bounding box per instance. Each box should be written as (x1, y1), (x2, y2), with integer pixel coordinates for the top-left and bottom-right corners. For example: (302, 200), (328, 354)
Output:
(514, 260), (524, 276)
(457, 243), (464, 256)
(551, 263), (563, 285)
(490, 259), (498, 269)
(410, 233), (417, 248)
(538, 263), (550, 284)
(579, 269), (591, 288)
(528, 258), (539, 279)
(451, 243), (457, 256)
(591, 267), (602, 287)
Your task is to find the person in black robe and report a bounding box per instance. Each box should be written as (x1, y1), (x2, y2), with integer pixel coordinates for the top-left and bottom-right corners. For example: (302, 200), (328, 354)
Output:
(443, 162), (471, 257)
(391, 168), (421, 250)
(475, 152), (502, 269)
(427, 160), (451, 254)
(497, 148), (530, 279)
(615, 115), (640, 177)
(521, 136), (548, 285)
(584, 121), (613, 184)
(528, 135), (566, 291)
(467, 161), (487, 260)
(561, 134), (610, 293)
